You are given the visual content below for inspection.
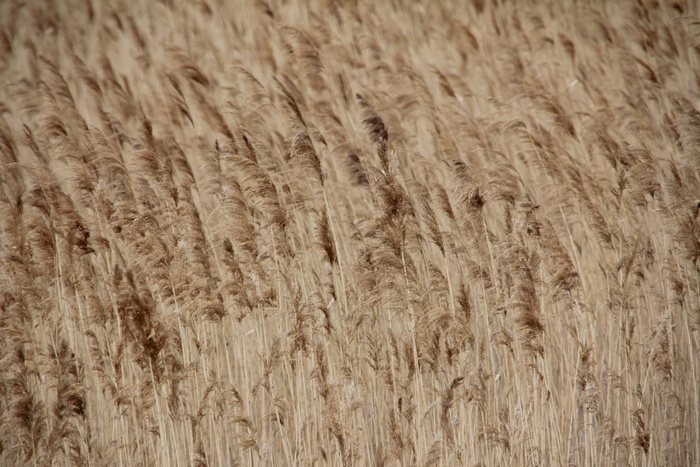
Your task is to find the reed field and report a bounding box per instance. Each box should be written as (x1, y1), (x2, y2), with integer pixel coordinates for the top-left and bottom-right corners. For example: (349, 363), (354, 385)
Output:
(1, 0), (699, 465)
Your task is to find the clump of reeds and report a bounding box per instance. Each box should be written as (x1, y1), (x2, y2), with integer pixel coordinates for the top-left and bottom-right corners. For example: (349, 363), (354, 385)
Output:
(0, 0), (698, 465)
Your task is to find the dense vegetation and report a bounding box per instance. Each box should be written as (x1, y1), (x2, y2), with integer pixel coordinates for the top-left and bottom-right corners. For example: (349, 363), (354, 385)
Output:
(1, 0), (699, 465)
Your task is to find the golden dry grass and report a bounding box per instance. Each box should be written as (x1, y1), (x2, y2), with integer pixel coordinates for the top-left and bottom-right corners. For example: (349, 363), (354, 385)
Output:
(0, 0), (699, 465)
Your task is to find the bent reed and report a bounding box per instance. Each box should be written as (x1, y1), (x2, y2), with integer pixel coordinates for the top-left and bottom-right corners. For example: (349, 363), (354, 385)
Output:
(0, 0), (699, 465)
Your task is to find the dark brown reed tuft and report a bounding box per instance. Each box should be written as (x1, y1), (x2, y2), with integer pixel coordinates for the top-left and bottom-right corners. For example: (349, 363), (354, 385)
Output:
(356, 93), (388, 145)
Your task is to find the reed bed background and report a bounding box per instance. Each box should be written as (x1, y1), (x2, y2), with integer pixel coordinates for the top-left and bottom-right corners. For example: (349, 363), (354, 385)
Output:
(0, 0), (699, 465)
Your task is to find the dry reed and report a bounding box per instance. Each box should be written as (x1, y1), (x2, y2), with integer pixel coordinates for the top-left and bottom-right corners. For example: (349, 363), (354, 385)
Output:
(1, 0), (699, 465)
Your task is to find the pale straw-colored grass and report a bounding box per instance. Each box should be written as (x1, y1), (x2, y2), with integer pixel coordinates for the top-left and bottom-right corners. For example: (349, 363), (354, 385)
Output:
(0, 0), (698, 465)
